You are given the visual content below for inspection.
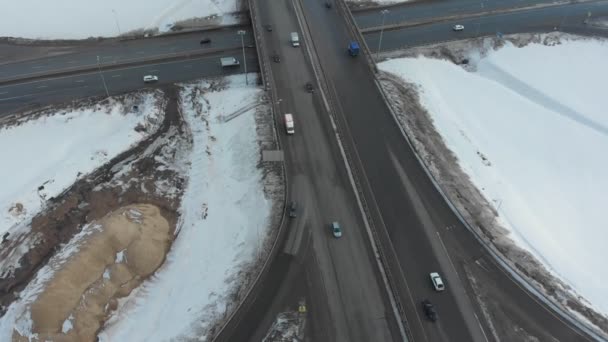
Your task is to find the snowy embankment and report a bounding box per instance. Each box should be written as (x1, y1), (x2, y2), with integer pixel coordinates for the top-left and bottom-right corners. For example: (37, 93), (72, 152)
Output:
(0, 93), (163, 274)
(380, 37), (608, 321)
(99, 75), (270, 341)
(0, 0), (238, 40)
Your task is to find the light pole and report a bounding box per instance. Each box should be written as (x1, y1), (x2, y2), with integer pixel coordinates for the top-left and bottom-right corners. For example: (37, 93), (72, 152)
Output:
(96, 56), (110, 97)
(237, 30), (248, 85)
(377, 9), (389, 61)
(111, 10), (122, 36)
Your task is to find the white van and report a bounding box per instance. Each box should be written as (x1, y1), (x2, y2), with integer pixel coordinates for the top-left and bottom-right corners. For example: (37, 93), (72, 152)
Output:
(284, 113), (295, 134)
(290, 32), (300, 47)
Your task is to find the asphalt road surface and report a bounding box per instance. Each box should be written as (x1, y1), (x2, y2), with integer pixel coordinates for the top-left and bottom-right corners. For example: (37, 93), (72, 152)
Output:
(0, 50), (258, 114)
(296, 0), (598, 341)
(222, 0), (402, 341)
(353, 0), (595, 29)
(364, 1), (608, 51)
(0, 26), (254, 81)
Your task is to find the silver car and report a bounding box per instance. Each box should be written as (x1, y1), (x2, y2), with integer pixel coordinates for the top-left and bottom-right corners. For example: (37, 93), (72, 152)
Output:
(430, 272), (445, 291)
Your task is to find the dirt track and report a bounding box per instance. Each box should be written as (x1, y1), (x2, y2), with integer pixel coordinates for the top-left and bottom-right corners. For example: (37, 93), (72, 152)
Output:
(0, 86), (188, 320)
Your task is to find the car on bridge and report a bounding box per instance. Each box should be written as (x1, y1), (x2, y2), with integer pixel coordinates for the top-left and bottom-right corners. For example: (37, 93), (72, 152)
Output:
(453, 24), (465, 31)
(289, 201), (297, 218)
(200, 37), (211, 44)
(331, 221), (342, 238)
(422, 299), (438, 321)
(143, 75), (159, 83)
(430, 272), (445, 291)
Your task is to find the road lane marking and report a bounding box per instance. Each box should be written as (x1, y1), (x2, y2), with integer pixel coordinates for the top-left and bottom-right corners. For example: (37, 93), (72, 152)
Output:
(0, 91), (8, 95)
(31, 66), (45, 69)
(36, 85), (48, 89)
(136, 51), (145, 54)
(437, 232), (489, 342)
(75, 80), (85, 83)
(67, 60), (78, 64)
(148, 69), (159, 72)
(102, 56), (113, 59)
(184, 65), (192, 68)
(111, 74), (121, 78)
(0, 54), (239, 90)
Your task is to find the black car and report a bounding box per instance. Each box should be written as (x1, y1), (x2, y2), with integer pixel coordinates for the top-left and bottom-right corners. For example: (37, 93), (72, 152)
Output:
(305, 82), (314, 93)
(289, 201), (297, 218)
(265, 24), (273, 32)
(421, 299), (437, 322)
(272, 54), (281, 63)
(200, 38), (211, 44)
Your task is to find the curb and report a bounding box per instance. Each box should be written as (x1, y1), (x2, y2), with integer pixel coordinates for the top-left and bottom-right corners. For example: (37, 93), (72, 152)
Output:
(210, 1), (289, 341)
(0, 47), (253, 86)
(373, 60), (607, 342)
(359, 0), (602, 33)
(296, 0), (411, 340)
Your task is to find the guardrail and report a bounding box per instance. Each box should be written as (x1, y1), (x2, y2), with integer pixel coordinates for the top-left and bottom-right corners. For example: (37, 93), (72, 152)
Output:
(210, 0), (289, 340)
(372, 37), (608, 342)
(336, 0), (378, 72)
(0, 47), (254, 86)
(359, 0), (575, 33)
(294, 0), (410, 340)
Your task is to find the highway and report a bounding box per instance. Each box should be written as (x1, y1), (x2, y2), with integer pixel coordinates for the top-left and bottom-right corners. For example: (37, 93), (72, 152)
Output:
(292, 0), (600, 340)
(219, 0), (403, 340)
(0, 26), (254, 81)
(0, 50), (258, 114)
(0, 0), (605, 340)
(363, 0), (608, 51)
(353, 0), (598, 29)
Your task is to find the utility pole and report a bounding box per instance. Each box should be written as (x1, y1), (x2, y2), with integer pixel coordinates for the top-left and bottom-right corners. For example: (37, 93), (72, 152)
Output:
(377, 10), (389, 61)
(96, 56), (110, 97)
(112, 9), (122, 36)
(237, 30), (248, 85)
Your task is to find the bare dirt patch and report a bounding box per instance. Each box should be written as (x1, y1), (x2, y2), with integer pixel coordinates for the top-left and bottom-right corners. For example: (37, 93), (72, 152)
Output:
(0, 86), (189, 321)
(13, 204), (170, 342)
(378, 32), (608, 337)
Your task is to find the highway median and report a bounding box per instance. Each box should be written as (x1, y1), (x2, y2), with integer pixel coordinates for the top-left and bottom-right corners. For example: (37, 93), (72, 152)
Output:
(0, 46), (255, 87)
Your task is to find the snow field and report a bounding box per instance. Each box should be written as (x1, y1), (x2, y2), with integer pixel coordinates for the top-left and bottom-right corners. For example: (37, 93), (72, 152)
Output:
(99, 74), (270, 341)
(0, 93), (163, 243)
(0, 0), (238, 40)
(379, 38), (608, 315)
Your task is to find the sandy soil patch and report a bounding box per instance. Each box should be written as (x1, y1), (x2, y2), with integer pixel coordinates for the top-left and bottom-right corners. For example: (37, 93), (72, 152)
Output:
(11, 204), (170, 341)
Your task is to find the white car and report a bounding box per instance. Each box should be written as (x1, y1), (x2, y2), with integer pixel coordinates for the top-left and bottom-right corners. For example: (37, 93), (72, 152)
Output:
(453, 25), (465, 31)
(143, 75), (159, 83)
(430, 272), (445, 291)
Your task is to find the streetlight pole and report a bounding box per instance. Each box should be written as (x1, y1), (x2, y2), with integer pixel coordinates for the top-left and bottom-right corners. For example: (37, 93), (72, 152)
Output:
(111, 10), (122, 36)
(96, 56), (110, 97)
(237, 30), (248, 85)
(377, 10), (389, 61)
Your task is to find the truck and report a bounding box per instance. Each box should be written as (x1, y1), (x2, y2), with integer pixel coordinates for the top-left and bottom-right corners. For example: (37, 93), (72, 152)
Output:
(284, 113), (295, 134)
(291, 32), (300, 47)
(348, 41), (360, 56)
(220, 57), (240, 67)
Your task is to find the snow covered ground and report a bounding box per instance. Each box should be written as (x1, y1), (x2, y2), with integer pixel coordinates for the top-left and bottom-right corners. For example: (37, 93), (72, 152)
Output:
(0, 0), (238, 40)
(98, 75), (270, 341)
(0, 93), (163, 270)
(379, 37), (608, 317)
